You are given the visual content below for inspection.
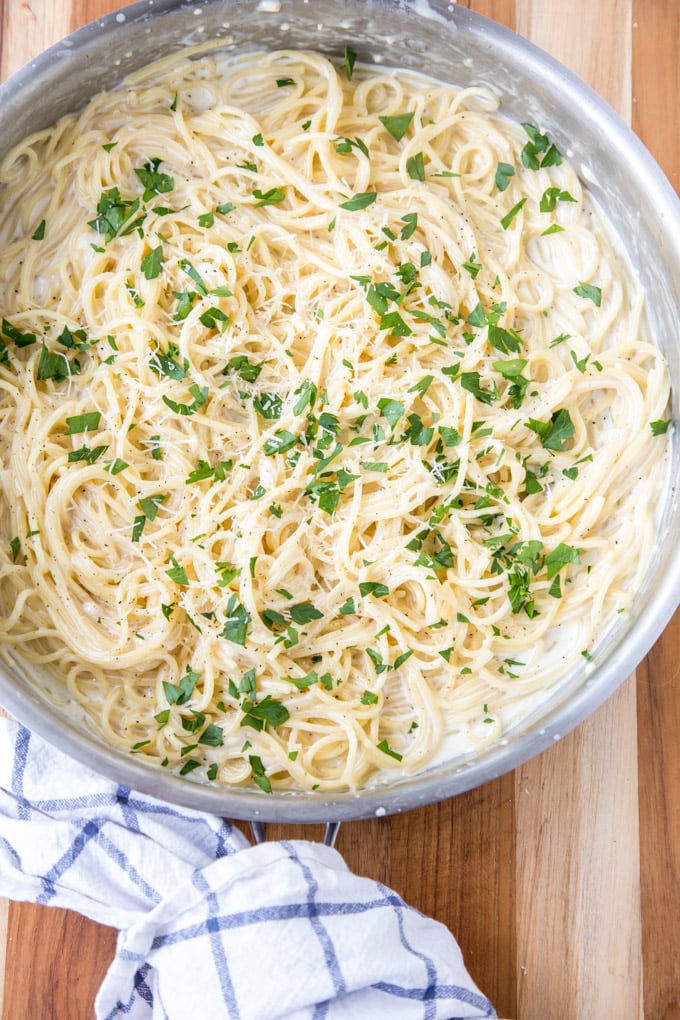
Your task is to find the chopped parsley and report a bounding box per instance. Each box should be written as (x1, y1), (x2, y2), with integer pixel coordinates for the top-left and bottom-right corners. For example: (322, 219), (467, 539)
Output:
(221, 594), (251, 645)
(377, 739), (402, 762)
(163, 666), (200, 706)
(88, 188), (141, 243)
(339, 191), (377, 211)
(162, 384), (209, 416)
(37, 344), (79, 383)
(135, 157), (175, 201)
(520, 123), (562, 170)
(358, 581), (390, 598)
(379, 112), (414, 142)
(252, 187), (286, 207)
(573, 282), (602, 307)
(540, 186), (576, 212)
(344, 47), (357, 79)
(495, 162), (515, 191)
(249, 754), (272, 793)
(65, 411), (101, 434)
(406, 152), (425, 181)
(140, 245), (164, 280)
(525, 409), (575, 451)
(500, 198), (527, 230)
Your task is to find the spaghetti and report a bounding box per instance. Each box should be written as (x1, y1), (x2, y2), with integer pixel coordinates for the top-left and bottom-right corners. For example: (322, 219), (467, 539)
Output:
(0, 48), (670, 792)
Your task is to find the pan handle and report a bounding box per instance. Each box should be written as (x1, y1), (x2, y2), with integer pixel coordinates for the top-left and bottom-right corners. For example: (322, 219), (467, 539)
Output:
(249, 820), (341, 848)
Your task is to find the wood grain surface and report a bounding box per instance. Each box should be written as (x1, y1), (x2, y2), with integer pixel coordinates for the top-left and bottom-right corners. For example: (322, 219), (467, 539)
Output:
(1, 1), (679, 1017)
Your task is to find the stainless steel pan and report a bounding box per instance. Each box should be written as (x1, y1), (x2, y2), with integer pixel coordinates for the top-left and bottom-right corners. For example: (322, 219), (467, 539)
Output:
(0, 0), (678, 823)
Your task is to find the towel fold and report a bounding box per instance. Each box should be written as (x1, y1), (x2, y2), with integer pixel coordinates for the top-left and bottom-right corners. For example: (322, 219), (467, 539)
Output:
(0, 716), (496, 1019)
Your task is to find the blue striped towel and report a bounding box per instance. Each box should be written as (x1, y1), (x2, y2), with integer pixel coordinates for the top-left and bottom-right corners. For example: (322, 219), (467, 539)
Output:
(0, 716), (496, 1019)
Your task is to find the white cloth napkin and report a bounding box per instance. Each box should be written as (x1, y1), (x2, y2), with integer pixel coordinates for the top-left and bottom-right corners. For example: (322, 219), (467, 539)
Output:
(0, 716), (496, 1019)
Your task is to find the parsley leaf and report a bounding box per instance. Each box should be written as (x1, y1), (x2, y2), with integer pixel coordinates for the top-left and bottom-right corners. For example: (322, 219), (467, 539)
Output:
(544, 543), (581, 580)
(1, 319), (37, 350)
(334, 135), (370, 158)
(249, 754), (272, 793)
(377, 739), (402, 762)
(221, 594), (251, 645)
(540, 186), (576, 212)
(135, 157), (174, 200)
(166, 555), (189, 586)
(488, 324), (523, 354)
(138, 493), (166, 520)
(68, 444), (108, 464)
(573, 282), (602, 306)
(400, 212), (418, 239)
(521, 123), (562, 170)
(460, 372), (498, 405)
(500, 198), (527, 229)
(241, 696), (290, 729)
(406, 152), (425, 181)
(37, 344), (79, 383)
(225, 354), (263, 383)
(264, 429), (298, 455)
(178, 258), (208, 295)
(198, 724), (224, 747)
(163, 665), (200, 706)
(65, 411), (101, 435)
(379, 112), (414, 141)
(462, 252), (481, 278)
(150, 343), (188, 380)
(377, 397), (405, 429)
(162, 384), (209, 416)
(289, 602), (324, 625)
(339, 191), (377, 211)
(344, 46), (357, 79)
(358, 581), (390, 598)
(252, 187), (285, 207)
(253, 392), (283, 419)
(495, 161), (515, 191)
(525, 408), (575, 451)
(141, 245), (164, 280)
(199, 307), (229, 331)
(88, 188), (141, 243)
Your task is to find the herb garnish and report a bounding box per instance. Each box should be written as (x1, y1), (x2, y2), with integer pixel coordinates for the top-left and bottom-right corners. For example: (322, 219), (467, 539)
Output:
(520, 123), (562, 170)
(344, 47), (357, 79)
(221, 594), (251, 646)
(135, 157), (175, 200)
(495, 162), (515, 191)
(379, 112), (414, 142)
(500, 198), (527, 230)
(252, 187), (285, 207)
(162, 384), (209, 416)
(339, 191), (377, 211)
(141, 245), (164, 280)
(65, 411), (101, 434)
(573, 282), (602, 306)
(525, 409), (575, 451)
(406, 152), (426, 181)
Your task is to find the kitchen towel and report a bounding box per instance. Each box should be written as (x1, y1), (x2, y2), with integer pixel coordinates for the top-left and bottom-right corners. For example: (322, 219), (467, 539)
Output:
(0, 715), (496, 1019)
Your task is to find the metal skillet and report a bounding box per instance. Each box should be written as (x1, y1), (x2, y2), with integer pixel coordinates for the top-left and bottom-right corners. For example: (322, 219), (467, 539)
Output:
(0, 0), (678, 834)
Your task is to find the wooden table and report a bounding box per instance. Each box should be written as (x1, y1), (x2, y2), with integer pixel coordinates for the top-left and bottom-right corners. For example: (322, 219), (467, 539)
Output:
(0, 1), (678, 1017)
